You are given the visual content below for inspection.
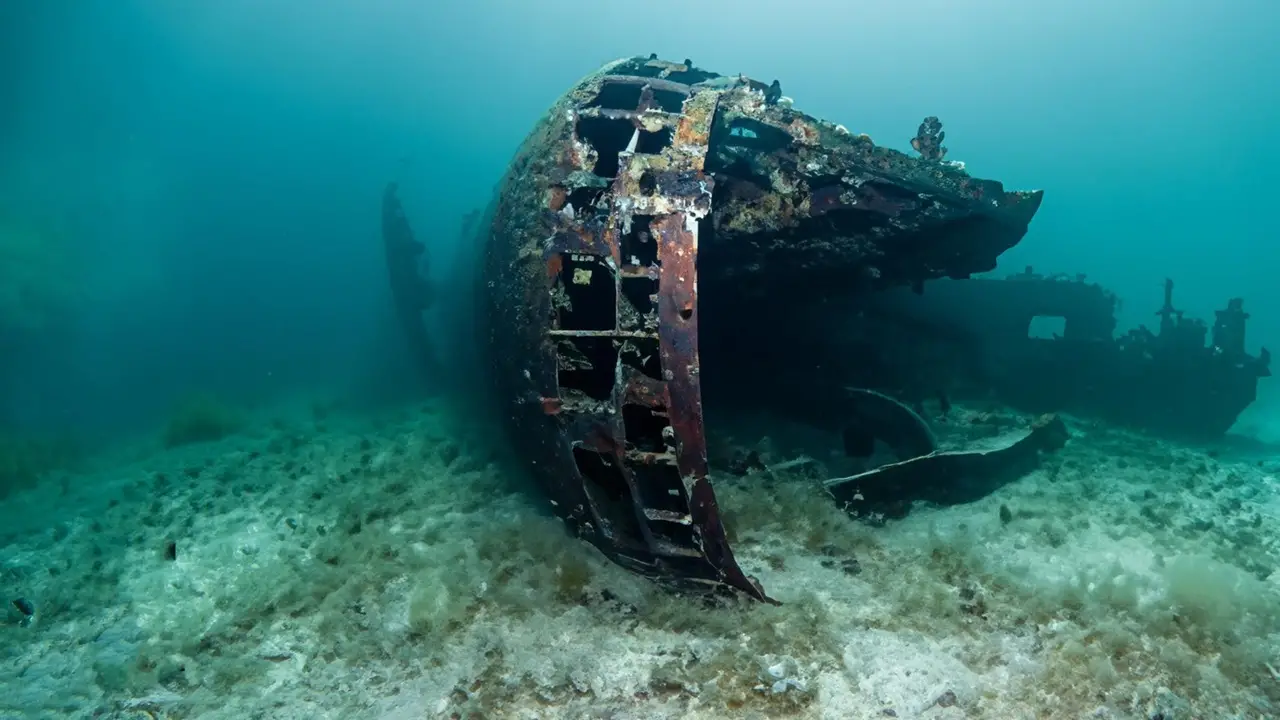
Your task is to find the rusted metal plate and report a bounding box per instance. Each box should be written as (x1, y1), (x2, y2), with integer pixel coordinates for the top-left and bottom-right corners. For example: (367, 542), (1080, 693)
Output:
(826, 414), (1070, 519)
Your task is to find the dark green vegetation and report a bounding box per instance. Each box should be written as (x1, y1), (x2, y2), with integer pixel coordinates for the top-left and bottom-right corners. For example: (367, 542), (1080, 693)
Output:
(0, 433), (78, 500)
(161, 394), (245, 448)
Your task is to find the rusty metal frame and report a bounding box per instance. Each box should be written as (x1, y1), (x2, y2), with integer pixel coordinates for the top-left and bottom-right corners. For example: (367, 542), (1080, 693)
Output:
(536, 70), (770, 601)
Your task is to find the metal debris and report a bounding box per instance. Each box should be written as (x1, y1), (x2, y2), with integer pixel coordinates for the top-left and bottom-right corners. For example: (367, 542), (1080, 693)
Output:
(826, 414), (1070, 519)
(840, 388), (938, 461)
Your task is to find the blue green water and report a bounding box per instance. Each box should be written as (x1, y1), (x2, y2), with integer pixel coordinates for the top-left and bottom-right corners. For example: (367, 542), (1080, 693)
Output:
(2, 4), (1280, 717)
(3, 0), (1278, 438)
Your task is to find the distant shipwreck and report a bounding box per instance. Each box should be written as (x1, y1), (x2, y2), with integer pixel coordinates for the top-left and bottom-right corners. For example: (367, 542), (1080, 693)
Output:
(382, 56), (1270, 603)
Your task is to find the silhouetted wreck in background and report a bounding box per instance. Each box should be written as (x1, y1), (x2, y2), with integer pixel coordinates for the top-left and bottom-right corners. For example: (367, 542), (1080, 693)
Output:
(822, 273), (1271, 439)
(385, 56), (1269, 602)
(382, 181), (442, 379)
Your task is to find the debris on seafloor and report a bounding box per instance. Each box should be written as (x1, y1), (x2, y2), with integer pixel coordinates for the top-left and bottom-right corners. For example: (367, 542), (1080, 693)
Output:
(839, 388), (937, 461)
(10, 596), (34, 626)
(11, 596), (34, 617)
(461, 54), (1044, 602)
(825, 413), (1070, 520)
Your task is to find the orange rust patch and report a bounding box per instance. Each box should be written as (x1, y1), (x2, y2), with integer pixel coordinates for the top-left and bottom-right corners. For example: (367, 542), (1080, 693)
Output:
(789, 118), (820, 144)
(547, 185), (568, 211)
(601, 225), (621, 267)
(575, 224), (604, 254)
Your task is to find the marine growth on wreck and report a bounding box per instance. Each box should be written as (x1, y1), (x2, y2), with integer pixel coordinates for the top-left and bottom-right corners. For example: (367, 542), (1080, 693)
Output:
(468, 56), (1047, 600)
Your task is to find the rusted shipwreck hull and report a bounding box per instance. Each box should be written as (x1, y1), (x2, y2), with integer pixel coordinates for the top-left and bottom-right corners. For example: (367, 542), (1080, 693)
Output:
(477, 56), (1044, 601)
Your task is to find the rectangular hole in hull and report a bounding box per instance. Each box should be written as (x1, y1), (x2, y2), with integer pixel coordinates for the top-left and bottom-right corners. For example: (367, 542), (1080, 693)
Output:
(1028, 315), (1067, 340)
(621, 277), (657, 321)
(554, 253), (616, 331)
(621, 216), (658, 268)
(557, 337), (618, 401)
(629, 461), (689, 517)
(623, 403), (669, 453)
(637, 127), (674, 154)
(573, 447), (645, 542)
(620, 337), (662, 381)
(587, 82), (643, 110)
(650, 89), (687, 114)
(576, 116), (635, 178)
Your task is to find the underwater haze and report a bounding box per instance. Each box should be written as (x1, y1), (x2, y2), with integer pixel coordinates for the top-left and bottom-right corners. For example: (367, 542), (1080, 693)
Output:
(3, 0), (1279, 436)
(4, 1), (1280, 719)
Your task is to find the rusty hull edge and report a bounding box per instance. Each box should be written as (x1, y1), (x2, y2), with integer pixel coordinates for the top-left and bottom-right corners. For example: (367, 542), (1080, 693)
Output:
(702, 90), (1046, 291)
(652, 213), (764, 600)
(480, 70), (596, 537)
(478, 59), (770, 600)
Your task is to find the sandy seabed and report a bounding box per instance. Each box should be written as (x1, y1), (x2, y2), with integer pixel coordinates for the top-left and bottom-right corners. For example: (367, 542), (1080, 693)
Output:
(1, 399), (1278, 720)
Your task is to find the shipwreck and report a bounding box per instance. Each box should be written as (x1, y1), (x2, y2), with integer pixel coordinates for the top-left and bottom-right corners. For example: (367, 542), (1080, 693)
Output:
(383, 56), (1267, 602)
(466, 56), (1042, 602)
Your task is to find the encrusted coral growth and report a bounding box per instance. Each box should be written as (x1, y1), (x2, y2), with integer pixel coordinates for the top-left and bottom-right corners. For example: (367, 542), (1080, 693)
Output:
(910, 115), (948, 161)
